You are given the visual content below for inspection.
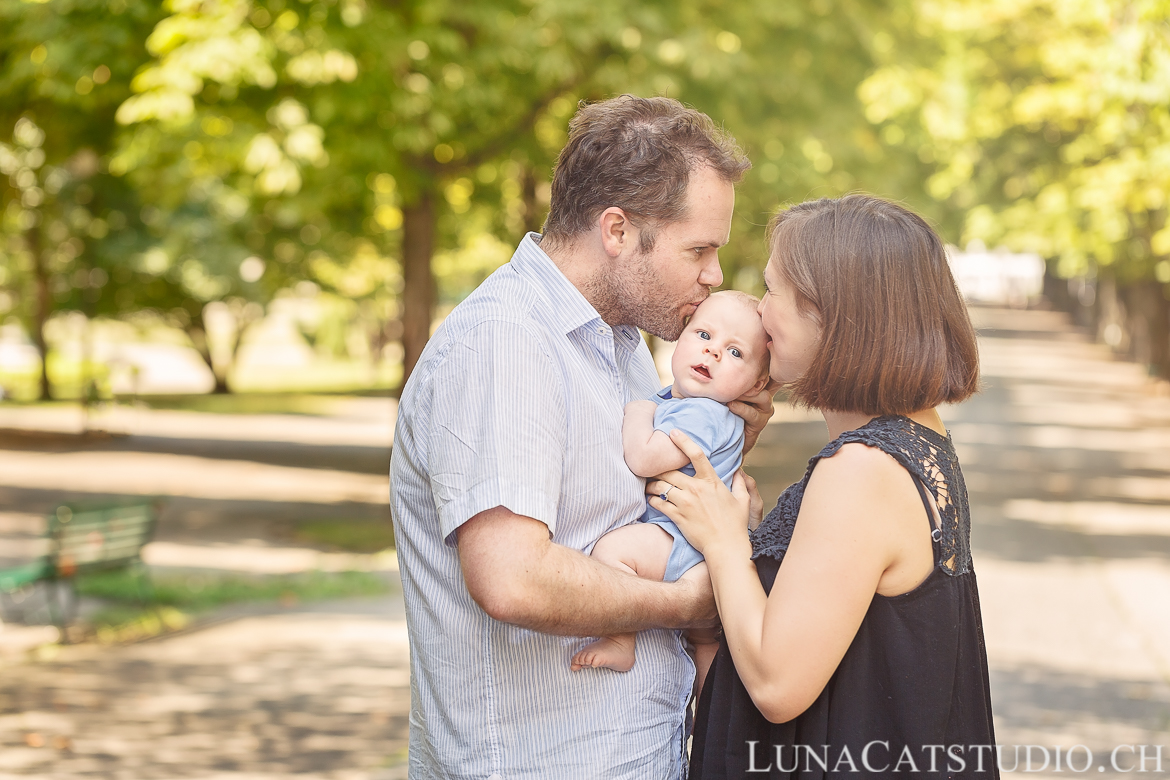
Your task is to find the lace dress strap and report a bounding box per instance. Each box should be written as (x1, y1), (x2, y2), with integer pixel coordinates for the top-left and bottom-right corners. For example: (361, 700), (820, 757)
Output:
(750, 415), (972, 575)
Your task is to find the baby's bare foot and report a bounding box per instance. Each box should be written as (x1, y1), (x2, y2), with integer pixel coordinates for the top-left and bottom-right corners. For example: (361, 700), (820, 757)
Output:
(570, 634), (636, 672)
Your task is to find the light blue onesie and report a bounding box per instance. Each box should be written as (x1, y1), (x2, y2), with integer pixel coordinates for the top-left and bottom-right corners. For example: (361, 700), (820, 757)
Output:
(644, 385), (746, 581)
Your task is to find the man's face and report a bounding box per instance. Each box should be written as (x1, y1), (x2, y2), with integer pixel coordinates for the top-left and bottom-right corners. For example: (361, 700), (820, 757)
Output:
(605, 165), (734, 340)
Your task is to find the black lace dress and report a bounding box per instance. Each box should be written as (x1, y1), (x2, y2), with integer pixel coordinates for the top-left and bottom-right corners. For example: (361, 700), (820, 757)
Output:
(690, 416), (998, 779)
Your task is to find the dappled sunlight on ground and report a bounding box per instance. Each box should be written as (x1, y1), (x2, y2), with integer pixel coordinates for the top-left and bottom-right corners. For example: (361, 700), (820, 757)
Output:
(1, 303), (1168, 777)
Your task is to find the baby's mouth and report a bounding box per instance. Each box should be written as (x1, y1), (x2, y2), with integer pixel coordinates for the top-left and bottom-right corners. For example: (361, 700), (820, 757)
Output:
(692, 365), (712, 379)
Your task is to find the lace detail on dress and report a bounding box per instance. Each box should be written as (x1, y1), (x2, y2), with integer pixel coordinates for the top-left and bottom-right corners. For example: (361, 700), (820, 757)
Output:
(749, 415), (973, 576)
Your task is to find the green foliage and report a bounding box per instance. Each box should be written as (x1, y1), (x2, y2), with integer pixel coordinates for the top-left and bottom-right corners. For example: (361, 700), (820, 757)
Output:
(860, 0), (1170, 285)
(107, 0), (917, 385)
(0, 0), (163, 398)
(18, 0), (1169, 395)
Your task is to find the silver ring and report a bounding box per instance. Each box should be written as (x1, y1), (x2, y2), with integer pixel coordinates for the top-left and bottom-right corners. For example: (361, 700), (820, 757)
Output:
(659, 485), (675, 502)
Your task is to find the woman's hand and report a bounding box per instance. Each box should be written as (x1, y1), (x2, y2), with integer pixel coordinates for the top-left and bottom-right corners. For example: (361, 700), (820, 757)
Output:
(646, 430), (753, 557)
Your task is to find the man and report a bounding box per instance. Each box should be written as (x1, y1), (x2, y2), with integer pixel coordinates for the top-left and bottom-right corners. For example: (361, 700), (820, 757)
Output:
(390, 95), (770, 779)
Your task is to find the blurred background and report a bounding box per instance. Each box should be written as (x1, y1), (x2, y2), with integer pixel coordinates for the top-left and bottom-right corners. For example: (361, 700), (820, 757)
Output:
(1, 0), (1169, 399)
(1, 0), (1169, 778)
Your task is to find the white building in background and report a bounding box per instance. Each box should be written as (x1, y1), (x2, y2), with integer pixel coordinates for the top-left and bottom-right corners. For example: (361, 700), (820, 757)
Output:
(948, 242), (1046, 307)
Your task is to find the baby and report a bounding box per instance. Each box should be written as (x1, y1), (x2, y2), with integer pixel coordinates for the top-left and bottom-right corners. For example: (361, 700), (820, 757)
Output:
(570, 291), (771, 693)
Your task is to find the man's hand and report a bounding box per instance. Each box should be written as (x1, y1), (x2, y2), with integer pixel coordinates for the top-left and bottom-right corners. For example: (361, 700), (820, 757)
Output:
(729, 379), (780, 453)
(741, 469), (765, 531)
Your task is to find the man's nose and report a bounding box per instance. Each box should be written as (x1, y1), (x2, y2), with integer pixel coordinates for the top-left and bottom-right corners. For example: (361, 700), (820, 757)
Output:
(699, 256), (723, 287)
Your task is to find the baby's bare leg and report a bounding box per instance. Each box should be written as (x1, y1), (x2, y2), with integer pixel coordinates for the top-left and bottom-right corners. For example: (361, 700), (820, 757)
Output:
(689, 633), (720, 698)
(570, 523), (674, 672)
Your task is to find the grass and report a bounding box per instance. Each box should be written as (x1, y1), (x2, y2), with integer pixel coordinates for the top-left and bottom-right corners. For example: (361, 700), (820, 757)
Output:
(293, 519), (395, 553)
(129, 392), (355, 416)
(76, 568), (391, 643)
(0, 358), (401, 405)
(0, 388), (399, 420)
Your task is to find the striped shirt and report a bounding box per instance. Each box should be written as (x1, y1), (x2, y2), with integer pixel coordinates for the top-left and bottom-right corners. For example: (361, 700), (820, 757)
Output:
(390, 234), (693, 780)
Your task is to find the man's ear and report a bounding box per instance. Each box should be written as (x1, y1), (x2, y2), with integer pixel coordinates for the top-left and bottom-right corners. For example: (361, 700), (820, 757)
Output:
(598, 207), (633, 258)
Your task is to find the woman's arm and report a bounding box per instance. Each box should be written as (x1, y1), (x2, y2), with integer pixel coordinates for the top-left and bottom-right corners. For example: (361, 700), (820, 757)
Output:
(649, 431), (932, 723)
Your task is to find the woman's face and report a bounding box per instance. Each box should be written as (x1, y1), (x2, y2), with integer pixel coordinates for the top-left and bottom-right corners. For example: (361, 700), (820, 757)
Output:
(758, 256), (821, 384)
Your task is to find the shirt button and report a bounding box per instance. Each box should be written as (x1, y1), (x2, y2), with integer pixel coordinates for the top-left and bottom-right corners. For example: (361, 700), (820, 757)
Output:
(487, 775), (503, 780)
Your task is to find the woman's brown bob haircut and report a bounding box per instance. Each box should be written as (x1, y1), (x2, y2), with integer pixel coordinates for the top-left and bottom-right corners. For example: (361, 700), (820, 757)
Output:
(542, 95), (750, 252)
(771, 194), (980, 415)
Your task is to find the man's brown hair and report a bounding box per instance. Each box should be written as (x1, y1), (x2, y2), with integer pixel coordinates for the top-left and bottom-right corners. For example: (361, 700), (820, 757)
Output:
(770, 194), (980, 414)
(542, 95), (750, 252)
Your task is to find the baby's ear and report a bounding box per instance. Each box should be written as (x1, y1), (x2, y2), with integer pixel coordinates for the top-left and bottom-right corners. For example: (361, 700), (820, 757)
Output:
(748, 370), (770, 396)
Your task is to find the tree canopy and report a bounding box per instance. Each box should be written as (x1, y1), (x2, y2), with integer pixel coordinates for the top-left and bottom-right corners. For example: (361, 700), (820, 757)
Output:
(4, 0), (1169, 395)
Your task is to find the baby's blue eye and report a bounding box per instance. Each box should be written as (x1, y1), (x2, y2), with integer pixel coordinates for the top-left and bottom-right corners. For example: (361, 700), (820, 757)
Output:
(697, 330), (710, 340)
(729, 347), (742, 358)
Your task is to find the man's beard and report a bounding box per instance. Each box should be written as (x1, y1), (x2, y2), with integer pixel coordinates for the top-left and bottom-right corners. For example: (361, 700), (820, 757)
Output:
(589, 247), (706, 342)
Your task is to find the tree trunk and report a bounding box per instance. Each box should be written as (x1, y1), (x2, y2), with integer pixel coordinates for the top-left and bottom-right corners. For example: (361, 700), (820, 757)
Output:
(28, 224), (51, 401)
(521, 165), (541, 235)
(400, 191), (436, 390)
(1123, 280), (1170, 378)
(187, 307), (230, 394)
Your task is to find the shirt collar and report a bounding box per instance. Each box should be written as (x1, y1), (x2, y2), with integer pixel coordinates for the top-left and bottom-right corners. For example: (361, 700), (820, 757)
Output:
(510, 233), (648, 353)
(510, 233), (602, 336)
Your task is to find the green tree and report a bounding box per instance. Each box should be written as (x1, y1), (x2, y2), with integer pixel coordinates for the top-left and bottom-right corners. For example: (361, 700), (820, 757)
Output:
(656, 0), (928, 294)
(110, 0), (329, 391)
(0, 0), (161, 399)
(119, 0), (916, 390)
(859, 0), (1170, 371)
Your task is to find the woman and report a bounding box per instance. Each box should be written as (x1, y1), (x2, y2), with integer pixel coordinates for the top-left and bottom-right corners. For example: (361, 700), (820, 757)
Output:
(649, 195), (997, 778)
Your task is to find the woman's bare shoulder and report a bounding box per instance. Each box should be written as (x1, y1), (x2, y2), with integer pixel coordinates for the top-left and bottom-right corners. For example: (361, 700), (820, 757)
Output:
(817, 440), (903, 473)
(804, 441), (918, 516)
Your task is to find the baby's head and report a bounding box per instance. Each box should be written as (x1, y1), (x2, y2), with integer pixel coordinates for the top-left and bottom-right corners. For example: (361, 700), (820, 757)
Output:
(670, 290), (771, 404)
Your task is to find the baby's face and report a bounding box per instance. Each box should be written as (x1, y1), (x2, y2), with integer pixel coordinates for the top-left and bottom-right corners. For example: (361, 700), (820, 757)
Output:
(670, 293), (770, 403)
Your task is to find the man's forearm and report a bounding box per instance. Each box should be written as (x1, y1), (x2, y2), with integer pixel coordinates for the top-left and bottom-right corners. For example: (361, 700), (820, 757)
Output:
(458, 507), (716, 636)
(509, 541), (711, 635)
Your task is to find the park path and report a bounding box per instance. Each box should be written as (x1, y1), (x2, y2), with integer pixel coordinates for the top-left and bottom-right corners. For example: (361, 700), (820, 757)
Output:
(958, 307), (1170, 773)
(0, 304), (1168, 778)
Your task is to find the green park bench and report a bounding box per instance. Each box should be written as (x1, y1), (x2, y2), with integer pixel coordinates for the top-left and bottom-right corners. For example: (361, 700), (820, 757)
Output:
(0, 500), (159, 640)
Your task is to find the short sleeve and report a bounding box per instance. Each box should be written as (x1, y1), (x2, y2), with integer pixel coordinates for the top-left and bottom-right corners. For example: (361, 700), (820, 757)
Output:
(428, 320), (566, 544)
(652, 398), (739, 456)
